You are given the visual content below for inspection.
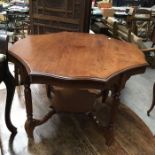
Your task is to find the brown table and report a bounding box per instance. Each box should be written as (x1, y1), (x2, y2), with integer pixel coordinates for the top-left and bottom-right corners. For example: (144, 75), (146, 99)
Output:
(8, 32), (147, 145)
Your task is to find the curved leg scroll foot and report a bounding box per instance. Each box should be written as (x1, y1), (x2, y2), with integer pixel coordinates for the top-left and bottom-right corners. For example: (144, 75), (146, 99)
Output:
(4, 69), (17, 134)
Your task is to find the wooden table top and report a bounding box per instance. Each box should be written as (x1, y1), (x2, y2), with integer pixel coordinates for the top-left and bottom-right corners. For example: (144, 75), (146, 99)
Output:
(9, 32), (147, 81)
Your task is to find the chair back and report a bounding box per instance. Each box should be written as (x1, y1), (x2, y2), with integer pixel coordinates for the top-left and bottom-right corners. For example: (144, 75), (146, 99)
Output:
(133, 9), (152, 20)
(29, 0), (92, 34)
(130, 8), (152, 38)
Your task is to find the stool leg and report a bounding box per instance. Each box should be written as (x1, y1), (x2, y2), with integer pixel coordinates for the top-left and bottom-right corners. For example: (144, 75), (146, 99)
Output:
(147, 83), (155, 116)
(3, 68), (17, 134)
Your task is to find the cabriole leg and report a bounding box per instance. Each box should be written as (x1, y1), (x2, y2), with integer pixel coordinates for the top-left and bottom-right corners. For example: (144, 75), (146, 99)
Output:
(4, 68), (17, 134)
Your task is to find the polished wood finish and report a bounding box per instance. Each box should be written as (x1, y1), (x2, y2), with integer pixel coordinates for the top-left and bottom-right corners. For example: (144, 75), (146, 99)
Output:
(8, 32), (148, 145)
(29, 0), (91, 34)
(0, 35), (17, 134)
(9, 32), (147, 79)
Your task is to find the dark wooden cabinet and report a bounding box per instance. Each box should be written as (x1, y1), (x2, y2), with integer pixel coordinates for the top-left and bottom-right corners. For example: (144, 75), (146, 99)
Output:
(29, 0), (92, 34)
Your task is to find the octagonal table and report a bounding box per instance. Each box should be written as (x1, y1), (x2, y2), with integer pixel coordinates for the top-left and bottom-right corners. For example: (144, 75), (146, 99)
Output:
(8, 32), (148, 146)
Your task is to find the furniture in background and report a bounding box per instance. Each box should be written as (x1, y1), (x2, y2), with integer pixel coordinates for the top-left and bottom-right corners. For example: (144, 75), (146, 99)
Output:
(6, 7), (29, 42)
(101, 15), (155, 68)
(29, 0), (91, 34)
(147, 25), (155, 115)
(0, 1), (29, 43)
(133, 25), (155, 68)
(151, 24), (155, 47)
(129, 8), (152, 39)
(102, 17), (118, 38)
(0, 33), (16, 134)
(8, 32), (147, 146)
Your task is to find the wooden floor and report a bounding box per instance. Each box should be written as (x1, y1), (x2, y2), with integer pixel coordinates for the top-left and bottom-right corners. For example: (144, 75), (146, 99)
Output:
(0, 84), (155, 155)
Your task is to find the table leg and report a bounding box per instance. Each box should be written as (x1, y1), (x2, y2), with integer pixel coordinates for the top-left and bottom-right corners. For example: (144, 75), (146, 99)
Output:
(104, 88), (120, 146)
(3, 69), (17, 134)
(24, 84), (34, 138)
(87, 87), (120, 146)
(147, 83), (155, 116)
(46, 84), (54, 98)
(101, 89), (109, 103)
(24, 84), (56, 138)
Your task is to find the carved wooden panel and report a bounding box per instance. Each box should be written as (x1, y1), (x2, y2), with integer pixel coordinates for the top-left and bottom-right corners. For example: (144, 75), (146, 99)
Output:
(29, 0), (91, 34)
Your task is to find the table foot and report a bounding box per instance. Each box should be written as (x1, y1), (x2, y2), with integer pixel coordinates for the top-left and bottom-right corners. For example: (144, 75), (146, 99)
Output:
(25, 107), (56, 138)
(104, 127), (114, 146)
(86, 112), (114, 146)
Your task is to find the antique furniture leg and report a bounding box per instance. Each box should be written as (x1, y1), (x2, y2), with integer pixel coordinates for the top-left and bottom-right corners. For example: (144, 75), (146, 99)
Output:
(3, 63), (17, 134)
(101, 89), (109, 103)
(96, 89), (109, 103)
(24, 83), (36, 138)
(46, 84), (51, 98)
(104, 75), (128, 145)
(46, 84), (55, 98)
(88, 86), (121, 146)
(104, 87), (120, 146)
(24, 84), (56, 138)
(147, 83), (155, 116)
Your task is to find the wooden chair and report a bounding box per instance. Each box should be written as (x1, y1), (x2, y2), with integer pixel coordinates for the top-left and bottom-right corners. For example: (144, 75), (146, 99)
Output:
(127, 24), (155, 116)
(0, 34), (17, 134)
(130, 8), (152, 39)
(140, 25), (155, 68)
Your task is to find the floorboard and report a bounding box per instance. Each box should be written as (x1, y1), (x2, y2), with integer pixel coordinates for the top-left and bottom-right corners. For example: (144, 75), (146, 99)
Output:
(0, 84), (155, 155)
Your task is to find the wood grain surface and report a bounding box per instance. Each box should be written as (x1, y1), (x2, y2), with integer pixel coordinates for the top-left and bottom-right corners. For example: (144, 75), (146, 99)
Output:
(9, 32), (147, 80)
